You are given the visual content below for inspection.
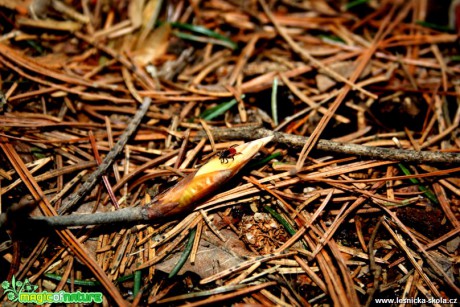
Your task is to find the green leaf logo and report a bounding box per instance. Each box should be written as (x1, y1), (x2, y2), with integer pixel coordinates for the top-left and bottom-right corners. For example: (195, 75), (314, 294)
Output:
(1, 276), (37, 302)
(22, 279), (37, 292)
(1, 280), (10, 290)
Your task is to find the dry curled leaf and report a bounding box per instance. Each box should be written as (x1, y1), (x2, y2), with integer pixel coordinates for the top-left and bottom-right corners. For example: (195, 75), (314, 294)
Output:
(133, 23), (171, 66)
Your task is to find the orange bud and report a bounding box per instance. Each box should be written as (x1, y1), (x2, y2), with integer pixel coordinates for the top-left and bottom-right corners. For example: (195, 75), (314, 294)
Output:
(146, 136), (273, 218)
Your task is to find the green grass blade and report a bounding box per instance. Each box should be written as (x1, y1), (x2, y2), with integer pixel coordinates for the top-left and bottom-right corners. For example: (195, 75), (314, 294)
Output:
(133, 269), (141, 297)
(44, 273), (134, 287)
(201, 96), (242, 120)
(248, 152), (282, 169)
(168, 228), (196, 278)
(345, 0), (370, 10)
(170, 22), (237, 50)
(416, 21), (453, 32)
(264, 206), (297, 236)
(397, 163), (439, 204)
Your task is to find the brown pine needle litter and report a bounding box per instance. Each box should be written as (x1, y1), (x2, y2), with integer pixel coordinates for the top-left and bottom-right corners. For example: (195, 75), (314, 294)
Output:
(1, 0), (460, 306)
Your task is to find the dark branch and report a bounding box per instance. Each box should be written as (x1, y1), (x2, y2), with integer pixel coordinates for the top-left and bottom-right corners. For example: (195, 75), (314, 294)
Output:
(197, 127), (460, 164)
(33, 207), (150, 227)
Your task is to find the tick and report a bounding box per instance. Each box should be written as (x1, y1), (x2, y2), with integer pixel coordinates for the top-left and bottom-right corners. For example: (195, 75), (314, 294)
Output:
(219, 145), (240, 164)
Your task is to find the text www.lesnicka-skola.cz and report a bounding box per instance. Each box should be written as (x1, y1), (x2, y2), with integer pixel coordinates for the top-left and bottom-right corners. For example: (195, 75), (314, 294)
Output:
(374, 297), (457, 304)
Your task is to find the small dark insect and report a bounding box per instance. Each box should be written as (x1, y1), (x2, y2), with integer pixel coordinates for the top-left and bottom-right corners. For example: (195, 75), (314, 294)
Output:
(219, 144), (241, 164)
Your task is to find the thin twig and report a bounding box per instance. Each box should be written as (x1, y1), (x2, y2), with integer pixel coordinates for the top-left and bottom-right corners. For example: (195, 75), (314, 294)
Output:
(58, 97), (152, 214)
(365, 217), (383, 307)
